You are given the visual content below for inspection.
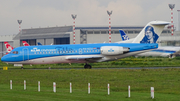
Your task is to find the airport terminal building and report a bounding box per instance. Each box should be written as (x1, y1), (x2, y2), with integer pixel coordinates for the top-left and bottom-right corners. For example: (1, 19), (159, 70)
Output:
(0, 25), (180, 57)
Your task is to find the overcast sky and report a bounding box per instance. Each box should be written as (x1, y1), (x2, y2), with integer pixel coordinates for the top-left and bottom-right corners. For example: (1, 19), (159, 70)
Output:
(0, 0), (179, 35)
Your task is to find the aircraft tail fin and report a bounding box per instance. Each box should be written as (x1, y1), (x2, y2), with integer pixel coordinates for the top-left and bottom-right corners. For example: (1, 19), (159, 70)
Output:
(132, 21), (170, 43)
(37, 42), (42, 45)
(22, 41), (30, 46)
(4, 42), (13, 53)
(119, 30), (129, 41)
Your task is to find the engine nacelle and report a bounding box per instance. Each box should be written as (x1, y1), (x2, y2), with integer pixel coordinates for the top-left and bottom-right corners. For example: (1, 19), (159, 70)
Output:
(100, 46), (129, 55)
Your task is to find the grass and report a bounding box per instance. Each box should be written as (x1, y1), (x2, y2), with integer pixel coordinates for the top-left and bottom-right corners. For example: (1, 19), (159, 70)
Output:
(1, 85), (180, 101)
(1, 56), (180, 69)
(0, 69), (180, 100)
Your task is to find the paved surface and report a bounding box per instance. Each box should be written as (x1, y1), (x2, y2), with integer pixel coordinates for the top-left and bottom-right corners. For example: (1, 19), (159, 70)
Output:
(3, 67), (180, 70)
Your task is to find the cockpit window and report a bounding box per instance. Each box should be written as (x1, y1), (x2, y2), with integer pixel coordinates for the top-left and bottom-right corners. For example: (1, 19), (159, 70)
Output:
(12, 51), (18, 54)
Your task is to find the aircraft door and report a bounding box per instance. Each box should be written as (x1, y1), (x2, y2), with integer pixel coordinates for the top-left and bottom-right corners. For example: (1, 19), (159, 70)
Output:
(23, 48), (29, 61)
(79, 48), (82, 54)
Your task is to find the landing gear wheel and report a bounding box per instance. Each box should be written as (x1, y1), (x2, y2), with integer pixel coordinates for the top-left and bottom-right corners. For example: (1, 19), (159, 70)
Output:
(21, 67), (24, 69)
(84, 64), (92, 69)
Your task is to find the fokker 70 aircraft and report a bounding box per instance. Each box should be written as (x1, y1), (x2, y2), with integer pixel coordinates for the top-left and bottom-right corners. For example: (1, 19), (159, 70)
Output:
(1, 21), (169, 68)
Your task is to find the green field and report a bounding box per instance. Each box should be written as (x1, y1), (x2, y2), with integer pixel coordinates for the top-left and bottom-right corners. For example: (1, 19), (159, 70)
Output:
(1, 57), (180, 69)
(0, 69), (180, 101)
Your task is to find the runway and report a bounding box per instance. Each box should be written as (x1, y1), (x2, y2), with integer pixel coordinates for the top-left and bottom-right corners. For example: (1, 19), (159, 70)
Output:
(5, 66), (180, 70)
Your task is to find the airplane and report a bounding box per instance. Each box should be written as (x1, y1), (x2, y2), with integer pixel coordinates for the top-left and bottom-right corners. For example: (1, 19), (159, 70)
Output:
(22, 41), (30, 46)
(4, 42), (14, 54)
(1, 41), (27, 55)
(38, 42), (54, 45)
(120, 30), (129, 41)
(1, 21), (169, 69)
(119, 30), (180, 57)
(22, 41), (51, 46)
(22, 41), (43, 46)
(2, 41), (42, 55)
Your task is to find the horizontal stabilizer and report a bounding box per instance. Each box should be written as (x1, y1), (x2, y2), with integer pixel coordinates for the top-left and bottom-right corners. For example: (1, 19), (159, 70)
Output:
(150, 21), (170, 25)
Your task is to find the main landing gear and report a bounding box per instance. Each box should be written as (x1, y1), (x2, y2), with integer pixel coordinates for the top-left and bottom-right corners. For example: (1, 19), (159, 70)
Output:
(84, 63), (92, 69)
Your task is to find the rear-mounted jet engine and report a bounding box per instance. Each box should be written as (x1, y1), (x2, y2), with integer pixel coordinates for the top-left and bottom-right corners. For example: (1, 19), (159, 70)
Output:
(100, 46), (129, 55)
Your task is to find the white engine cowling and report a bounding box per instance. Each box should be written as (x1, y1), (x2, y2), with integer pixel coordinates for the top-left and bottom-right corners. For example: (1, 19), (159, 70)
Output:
(100, 46), (129, 55)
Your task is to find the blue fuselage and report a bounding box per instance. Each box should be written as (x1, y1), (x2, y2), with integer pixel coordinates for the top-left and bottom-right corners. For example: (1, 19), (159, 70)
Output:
(1, 43), (158, 64)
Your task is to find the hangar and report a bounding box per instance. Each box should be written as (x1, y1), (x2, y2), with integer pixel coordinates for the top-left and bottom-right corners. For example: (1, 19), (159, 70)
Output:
(0, 25), (180, 58)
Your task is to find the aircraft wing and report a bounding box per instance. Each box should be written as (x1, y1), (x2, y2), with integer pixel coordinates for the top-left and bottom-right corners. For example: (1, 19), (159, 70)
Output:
(66, 55), (103, 62)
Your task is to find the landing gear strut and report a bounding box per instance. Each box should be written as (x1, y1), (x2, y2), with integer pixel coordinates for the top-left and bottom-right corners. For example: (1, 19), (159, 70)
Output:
(84, 63), (92, 69)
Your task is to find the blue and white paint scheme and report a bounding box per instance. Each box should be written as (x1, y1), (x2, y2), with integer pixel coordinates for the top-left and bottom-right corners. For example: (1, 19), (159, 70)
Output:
(1, 21), (168, 68)
(118, 21), (170, 43)
(136, 47), (179, 57)
(118, 21), (180, 57)
(140, 26), (159, 43)
(1, 43), (157, 68)
(119, 30), (129, 41)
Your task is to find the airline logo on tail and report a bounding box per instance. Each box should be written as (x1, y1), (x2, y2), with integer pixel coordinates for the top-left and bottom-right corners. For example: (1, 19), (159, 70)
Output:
(119, 30), (129, 41)
(119, 21), (169, 44)
(4, 42), (13, 53)
(140, 26), (159, 43)
(22, 41), (30, 46)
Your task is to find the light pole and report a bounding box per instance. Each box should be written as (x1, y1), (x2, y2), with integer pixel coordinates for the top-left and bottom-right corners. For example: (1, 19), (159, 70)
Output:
(177, 10), (180, 31)
(17, 20), (22, 33)
(107, 10), (112, 43)
(168, 4), (175, 35)
(71, 14), (77, 44)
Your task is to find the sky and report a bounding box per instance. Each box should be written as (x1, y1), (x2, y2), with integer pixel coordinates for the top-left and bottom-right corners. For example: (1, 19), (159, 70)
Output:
(0, 0), (179, 35)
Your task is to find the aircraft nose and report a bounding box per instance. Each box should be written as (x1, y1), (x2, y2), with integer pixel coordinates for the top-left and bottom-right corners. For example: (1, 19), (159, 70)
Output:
(1, 56), (5, 62)
(1, 55), (9, 62)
